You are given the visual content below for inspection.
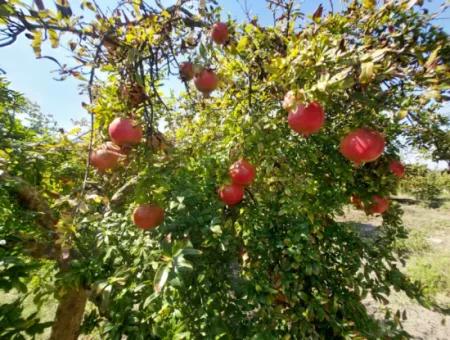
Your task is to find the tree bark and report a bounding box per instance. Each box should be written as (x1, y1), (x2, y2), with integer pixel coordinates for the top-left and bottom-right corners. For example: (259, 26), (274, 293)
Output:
(50, 286), (88, 340)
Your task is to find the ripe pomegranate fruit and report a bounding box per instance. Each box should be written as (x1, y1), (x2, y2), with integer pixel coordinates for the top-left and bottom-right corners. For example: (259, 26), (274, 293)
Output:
(211, 22), (229, 45)
(108, 118), (143, 146)
(389, 160), (405, 178)
(179, 61), (195, 81)
(132, 204), (165, 229)
(90, 149), (119, 171)
(287, 101), (325, 136)
(218, 184), (244, 206)
(194, 69), (218, 94)
(340, 128), (385, 165)
(229, 159), (256, 186)
(368, 195), (389, 214)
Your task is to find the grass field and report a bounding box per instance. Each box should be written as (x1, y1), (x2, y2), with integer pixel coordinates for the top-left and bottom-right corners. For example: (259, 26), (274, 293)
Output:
(2, 200), (449, 339)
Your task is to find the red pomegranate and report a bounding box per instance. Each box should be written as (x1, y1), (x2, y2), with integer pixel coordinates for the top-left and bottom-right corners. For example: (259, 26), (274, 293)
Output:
(229, 159), (256, 186)
(340, 128), (385, 165)
(194, 69), (218, 94)
(218, 184), (244, 206)
(350, 195), (364, 209)
(108, 118), (143, 146)
(179, 61), (194, 81)
(368, 195), (389, 214)
(90, 149), (119, 171)
(389, 160), (405, 178)
(287, 101), (325, 136)
(132, 204), (165, 229)
(211, 22), (229, 45)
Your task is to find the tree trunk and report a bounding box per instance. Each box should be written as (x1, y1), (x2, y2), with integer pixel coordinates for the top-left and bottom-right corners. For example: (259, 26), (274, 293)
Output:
(50, 287), (88, 340)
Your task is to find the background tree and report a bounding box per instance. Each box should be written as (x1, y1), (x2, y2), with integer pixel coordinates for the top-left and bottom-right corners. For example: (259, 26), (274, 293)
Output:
(0, 0), (449, 339)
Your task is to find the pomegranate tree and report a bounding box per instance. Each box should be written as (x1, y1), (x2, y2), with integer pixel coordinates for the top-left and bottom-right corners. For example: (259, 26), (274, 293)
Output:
(340, 128), (385, 165)
(108, 117), (143, 146)
(5, 1), (449, 339)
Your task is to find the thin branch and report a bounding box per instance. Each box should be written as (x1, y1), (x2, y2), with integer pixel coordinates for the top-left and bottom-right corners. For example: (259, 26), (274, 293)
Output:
(77, 42), (103, 213)
(139, 60), (153, 139)
(329, 0), (334, 14)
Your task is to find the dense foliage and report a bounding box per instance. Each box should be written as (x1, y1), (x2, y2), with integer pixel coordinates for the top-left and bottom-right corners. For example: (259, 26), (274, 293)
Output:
(1, 0), (449, 339)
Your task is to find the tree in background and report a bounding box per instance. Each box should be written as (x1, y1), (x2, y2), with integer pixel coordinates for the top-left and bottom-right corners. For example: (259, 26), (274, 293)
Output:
(0, 0), (449, 339)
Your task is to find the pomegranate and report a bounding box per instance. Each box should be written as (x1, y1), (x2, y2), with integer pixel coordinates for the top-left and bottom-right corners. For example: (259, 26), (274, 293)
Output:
(132, 204), (165, 229)
(389, 160), (405, 178)
(287, 101), (325, 136)
(218, 184), (244, 206)
(340, 128), (385, 165)
(368, 195), (389, 214)
(90, 149), (119, 171)
(194, 69), (218, 94)
(229, 159), (256, 186)
(108, 117), (143, 146)
(211, 22), (229, 45)
(179, 61), (195, 81)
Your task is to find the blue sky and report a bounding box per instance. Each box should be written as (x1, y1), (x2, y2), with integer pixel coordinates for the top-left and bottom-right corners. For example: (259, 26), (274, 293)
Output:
(0, 1), (449, 169)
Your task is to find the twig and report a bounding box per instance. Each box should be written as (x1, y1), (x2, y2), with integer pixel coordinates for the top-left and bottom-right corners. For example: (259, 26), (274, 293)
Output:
(248, 71), (253, 115)
(139, 60), (153, 139)
(245, 187), (257, 204)
(77, 41), (103, 212)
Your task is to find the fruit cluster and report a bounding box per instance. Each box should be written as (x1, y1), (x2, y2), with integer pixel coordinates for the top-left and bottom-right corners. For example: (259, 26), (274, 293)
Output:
(283, 91), (406, 215)
(179, 22), (229, 95)
(219, 159), (256, 206)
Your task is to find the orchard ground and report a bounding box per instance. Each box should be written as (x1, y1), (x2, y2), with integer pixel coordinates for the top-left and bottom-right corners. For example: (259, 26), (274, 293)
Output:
(3, 197), (450, 340)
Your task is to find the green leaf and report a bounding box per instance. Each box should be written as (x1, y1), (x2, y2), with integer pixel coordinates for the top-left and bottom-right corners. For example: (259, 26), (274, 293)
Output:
(154, 264), (170, 293)
(180, 248), (202, 256)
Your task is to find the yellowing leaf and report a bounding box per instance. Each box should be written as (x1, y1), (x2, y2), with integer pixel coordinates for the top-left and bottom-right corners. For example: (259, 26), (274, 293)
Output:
(31, 31), (42, 57)
(237, 36), (249, 53)
(49, 30), (59, 48)
(359, 61), (375, 84)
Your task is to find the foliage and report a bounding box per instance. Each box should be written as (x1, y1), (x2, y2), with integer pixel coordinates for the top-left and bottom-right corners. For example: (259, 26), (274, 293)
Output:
(0, 77), (84, 338)
(1, 0), (450, 339)
(401, 164), (450, 207)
